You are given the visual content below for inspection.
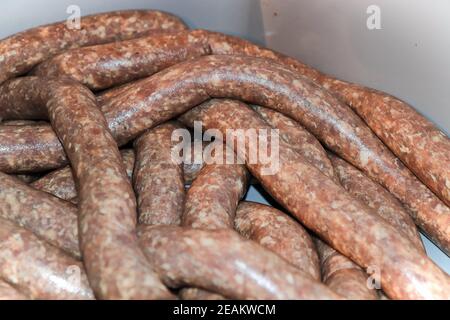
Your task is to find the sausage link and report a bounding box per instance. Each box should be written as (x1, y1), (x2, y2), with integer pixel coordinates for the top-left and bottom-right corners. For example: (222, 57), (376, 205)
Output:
(0, 217), (93, 299)
(235, 201), (321, 280)
(319, 80), (450, 207)
(0, 10), (187, 86)
(0, 172), (80, 258)
(178, 99), (450, 299)
(181, 162), (249, 229)
(1, 53), (448, 254)
(250, 106), (380, 299)
(30, 146), (200, 202)
(1, 172), (220, 300)
(31, 149), (135, 202)
(178, 143), (248, 298)
(99, 55), (450, 255)
(251, 105), (337, 183)
(33, 31), (210, 91)
(0, 124), (67, 173)
(328, 153), (425, 251)
(137, 225), (340, 300)
(315, 238), (378, 300)
(3, 27), (448, 230)
(133, 122), (185, 225)
(204, 29), (450, 207)
(0, 281), (29, 300)
(0, 77), (173, 299)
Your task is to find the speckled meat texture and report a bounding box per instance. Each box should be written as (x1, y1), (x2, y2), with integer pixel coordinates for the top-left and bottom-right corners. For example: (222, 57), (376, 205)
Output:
(0, 10), (187, 86)
(33, 31), (210, 91)
(179, 288), (226, 300)
(31, 149), (135, 202)
(0, 77), (172, 299)
(29, 145), (200, 202)
(133, 122), (185, 225)
(138, 225), (340, 300)
(1, 35), (448, 249)
(2, 29), (448, 247)
(251, 105), (337, 183)
(315, 238), (378, 300)
(202, 29), (450, 207)
(98, 55), (450, 255)
(179, 99), (450, 299)
(181, 161), (249, 229)
(329, 153), (425, 252)
(319, 79), (450, 208)
(235, 201), (320, 280)
(0, 124), (67, 173)
(0, 172), (80, 258)
(176, 143), (247, 299)
(0, 217), (93, 299)
(250, 106), (380, 298)
(0, 280), (28, 300)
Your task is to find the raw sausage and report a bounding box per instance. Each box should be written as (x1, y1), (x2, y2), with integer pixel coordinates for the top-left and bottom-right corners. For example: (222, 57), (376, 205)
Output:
(30, 146), (200, 201)
(328, 153), (425, 251)
(0, 124), (67, 173)
(33, 31), (210, 90)
(315, 238), (379, 300)
(0, 10), (187, 85)
(251, 105), (337, 183)
(31, 149), (135, 202)
(99, 55), (450, 255)
(235, 201), (321, 280)
(0, 172), (80, 258)
(179, 143), (249, 299)
(1, 54), (448, 254)
(178, 98), (450, 299)
(137, 225), (341, 300)
(181, 152), (249, 229)
(133, 122), (185, 225)
(249, 106), (379, 298)
(204, 29), (450, 207)
(319, 79), (450, 207)
(0, 76), (173, 299)
(0, 217), (93, 299)
(4, 28), (448, 212)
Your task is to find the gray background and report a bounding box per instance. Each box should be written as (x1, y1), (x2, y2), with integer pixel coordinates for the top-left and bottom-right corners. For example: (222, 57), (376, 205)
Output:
(1, 0), (448, 272)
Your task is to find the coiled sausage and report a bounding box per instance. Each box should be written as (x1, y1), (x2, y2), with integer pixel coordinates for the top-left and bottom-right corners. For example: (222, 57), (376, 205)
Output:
(315, 238), (378, 300)
(33, 31), (210, 91)
(133, 122), (185, 225)
(0, 172), (80, 258)
(328, 153), (425, 251)
(0, 10), (187, 85)
(137, 225), (341, 300)
(235, 201), (321, 280)
(0, 76), (173, 299)
(178, 98), (450, 299)
(0, 217), (93, 299)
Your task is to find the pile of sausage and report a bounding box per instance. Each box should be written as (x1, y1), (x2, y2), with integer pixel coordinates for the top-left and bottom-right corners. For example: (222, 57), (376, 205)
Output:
(0, 10), (449, 300)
